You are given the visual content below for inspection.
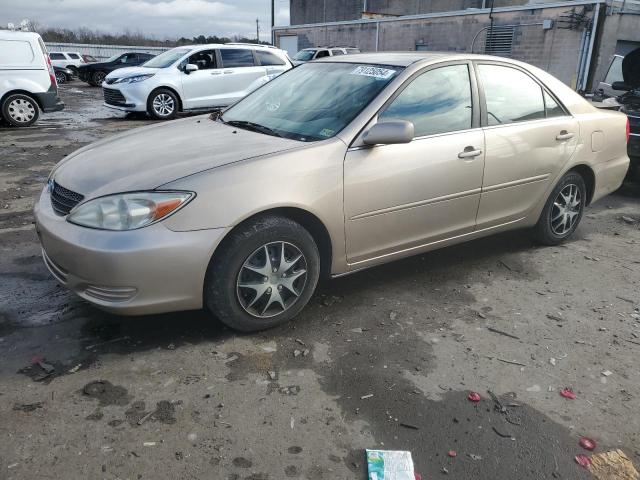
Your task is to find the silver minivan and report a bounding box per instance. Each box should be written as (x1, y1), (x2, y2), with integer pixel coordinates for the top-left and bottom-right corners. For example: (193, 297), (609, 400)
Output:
(0, 31), (64, 126)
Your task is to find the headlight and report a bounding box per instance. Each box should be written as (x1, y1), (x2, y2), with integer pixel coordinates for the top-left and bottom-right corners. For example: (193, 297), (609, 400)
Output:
(67, 191), (194, 231)
(113, 74), (155, 84)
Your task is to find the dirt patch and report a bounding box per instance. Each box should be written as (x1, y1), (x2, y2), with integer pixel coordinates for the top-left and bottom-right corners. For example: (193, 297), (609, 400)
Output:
(82, 380), (131, 406)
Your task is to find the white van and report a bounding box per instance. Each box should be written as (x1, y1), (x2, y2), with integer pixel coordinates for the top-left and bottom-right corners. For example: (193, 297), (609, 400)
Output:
(0, 31), (64, 127)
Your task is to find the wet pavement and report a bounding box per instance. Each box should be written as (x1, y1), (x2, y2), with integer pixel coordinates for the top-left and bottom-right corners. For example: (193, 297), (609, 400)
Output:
(1, 82), (640, 479)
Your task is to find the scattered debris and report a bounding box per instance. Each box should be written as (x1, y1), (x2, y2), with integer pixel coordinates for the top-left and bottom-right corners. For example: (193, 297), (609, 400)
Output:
(295, 338), (306, 346)
(366, 450), (415, 479)
(549, 358), (557, 366)
(487, 326), (520, 340)
(293, 349), (301, 357)
(399, 422), (419, 430)
(84, 336), (129, 350)
(350, 327), (363, 333)
(546, 314), (565, 322)
(468, 454), (483, 461)
(361, 394), (374, 400)
(448, 451), (457, 458)
(492, 426), (514, 439)
(68, 364), (81, 374)
(580, 437), (597, 451)
(143, 442), (157, 447)
(497, 358), (528, 367)
(560, 388), (577, 400)
(575, 454), (592, 468)
(601, 370), (613, 377)
(467, 392), (481, 402)
(13, 402), (43, 412)
(621, 216), (637, 225)
(584, 255), (600, 262)
(267, 371), (277, 381)
(389, 311), (398, 321)
(588, 449), (639, 479)
(526, 385), (541, 392)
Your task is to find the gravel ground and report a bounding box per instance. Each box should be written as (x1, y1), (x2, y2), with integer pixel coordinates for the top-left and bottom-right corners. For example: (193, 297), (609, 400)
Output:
(1, 82), (640, 480)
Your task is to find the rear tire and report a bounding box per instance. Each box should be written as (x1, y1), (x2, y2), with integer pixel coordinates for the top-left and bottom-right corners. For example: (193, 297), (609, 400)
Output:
(146, 89), (179, 120)
(1, 94), (40, 127)
(204, 215), (320, 332)
(55, 71), (67, 84)
(533, 171), (586, 246)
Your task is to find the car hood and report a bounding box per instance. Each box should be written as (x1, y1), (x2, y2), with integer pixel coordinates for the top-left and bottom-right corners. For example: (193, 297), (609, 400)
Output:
(51, 116), (303, 199)
(622, 48), (640, 89)
(105, 66), (156, 81)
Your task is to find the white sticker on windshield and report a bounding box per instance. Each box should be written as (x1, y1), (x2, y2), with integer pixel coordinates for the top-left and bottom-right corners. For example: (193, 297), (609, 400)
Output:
(350, 66), (396, 80)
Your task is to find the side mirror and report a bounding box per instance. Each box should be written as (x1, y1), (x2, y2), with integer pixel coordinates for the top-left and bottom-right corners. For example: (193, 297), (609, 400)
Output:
(184, 63), (198, 74)
(612, 81), (630, 91)
(363, 120), (414, 146)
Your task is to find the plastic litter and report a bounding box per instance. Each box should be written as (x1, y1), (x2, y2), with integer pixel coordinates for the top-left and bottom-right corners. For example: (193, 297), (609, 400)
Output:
(448, 450), (457, 457)
(580, 437), (597, 451)
(468, 392), (481, 402)
(366, 450), (415, 480)
(575, 454), (592, 468)
(560, 388), (577, 399)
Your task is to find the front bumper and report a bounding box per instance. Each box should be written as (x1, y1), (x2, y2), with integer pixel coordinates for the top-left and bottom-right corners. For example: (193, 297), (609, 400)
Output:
(102, 83), (149, 112)
(34, 187), (226, 315)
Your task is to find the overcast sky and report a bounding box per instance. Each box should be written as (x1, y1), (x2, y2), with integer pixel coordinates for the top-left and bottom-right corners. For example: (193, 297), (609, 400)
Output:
(0, 0), (290, 41)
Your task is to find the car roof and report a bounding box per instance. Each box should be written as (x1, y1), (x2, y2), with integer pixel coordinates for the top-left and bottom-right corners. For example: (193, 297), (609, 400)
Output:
(314, 52), (522, 67)
(0, 31), (42, 41)
(183, 43), (284, 51)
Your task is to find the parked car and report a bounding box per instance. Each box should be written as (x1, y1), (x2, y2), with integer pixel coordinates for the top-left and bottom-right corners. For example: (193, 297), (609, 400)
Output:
(49, 51), (84, 73)
(53, 66), (76, 85)
(594, 48), (640, 175)
(292, 46), (360, 64)
(78, 52), (156, 86)
(0, 31), (64, 127)
(35, 53), (629, 331)
(102, 43), (292, 120)
(81, 54), (98, 63)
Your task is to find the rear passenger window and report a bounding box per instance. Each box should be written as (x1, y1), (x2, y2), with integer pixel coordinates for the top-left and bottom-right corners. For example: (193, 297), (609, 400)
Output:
(379, 64), (473, 138)
(220, 49), (255, 67)
(544, 91), (566, 118)
(255, 50), (285, 66)
(478, 64), (545, 126)
(50, 53), (65, 60)
(331, 49), (345, 56)
(315, 50), (329, 59)
(67, 53), (80, 59)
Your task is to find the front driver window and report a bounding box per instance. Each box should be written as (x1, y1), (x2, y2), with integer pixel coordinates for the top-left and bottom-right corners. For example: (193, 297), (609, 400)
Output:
(188, 50), (217, 70)
(379, 64), (473, 137)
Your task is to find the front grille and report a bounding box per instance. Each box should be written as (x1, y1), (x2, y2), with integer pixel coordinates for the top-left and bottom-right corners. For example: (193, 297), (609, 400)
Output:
(50, 181), (84, 216)
(103, 87), (126, 105)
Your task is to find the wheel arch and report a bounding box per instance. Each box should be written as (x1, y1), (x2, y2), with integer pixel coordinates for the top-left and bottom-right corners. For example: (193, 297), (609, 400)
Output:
(147, 86), (183, 112)
(1, 90), (42, 111)
(568, 164), (595, 205)
(209, 207), (334, 280)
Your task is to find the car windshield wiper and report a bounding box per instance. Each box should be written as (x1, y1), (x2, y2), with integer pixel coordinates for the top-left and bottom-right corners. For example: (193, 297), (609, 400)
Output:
(223, 120), (284, 138)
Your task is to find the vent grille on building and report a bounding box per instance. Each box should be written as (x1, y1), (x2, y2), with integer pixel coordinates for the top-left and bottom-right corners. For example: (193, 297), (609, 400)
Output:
(485, 26), (515, 56)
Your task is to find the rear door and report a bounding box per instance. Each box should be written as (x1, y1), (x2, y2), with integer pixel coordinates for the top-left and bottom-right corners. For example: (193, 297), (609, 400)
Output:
(255, 49), (290, 77)
(215, 48), (267, 104)
(475, 62), (579, 229)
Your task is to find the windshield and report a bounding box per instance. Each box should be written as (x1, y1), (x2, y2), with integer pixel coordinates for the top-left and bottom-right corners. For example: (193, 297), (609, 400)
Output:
(293, 50), (315, 61)
(142, 48), (191, 68)
(222, 62), (402, 142)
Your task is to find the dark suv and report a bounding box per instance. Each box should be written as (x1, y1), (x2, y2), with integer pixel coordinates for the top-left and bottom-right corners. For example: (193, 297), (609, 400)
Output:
(594, 48), (640, 176)
(78, 52), (155, 86)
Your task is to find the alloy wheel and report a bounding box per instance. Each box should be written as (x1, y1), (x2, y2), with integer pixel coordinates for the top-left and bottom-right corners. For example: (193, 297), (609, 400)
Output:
(236, 241), (308, 318)
(7, 98), (36, 124)
(152, 94), (175, 117)
(55, 73), (66, 84)
(550, 183), (582, 236)
(94, 71), (106, 84)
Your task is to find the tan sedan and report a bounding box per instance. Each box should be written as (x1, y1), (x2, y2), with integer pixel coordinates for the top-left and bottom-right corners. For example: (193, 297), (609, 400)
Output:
(35, 53), (630, 331)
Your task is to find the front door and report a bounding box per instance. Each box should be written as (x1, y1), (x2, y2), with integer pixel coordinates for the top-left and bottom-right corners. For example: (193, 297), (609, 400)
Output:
(474, 63), (579, 229)
(344, 63), (485, 266)
(180, 49), (227, 109)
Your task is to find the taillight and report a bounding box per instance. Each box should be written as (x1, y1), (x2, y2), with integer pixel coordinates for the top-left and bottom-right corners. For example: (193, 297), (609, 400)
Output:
(45, 55), (56, 88)
(626, 117), (631, 143)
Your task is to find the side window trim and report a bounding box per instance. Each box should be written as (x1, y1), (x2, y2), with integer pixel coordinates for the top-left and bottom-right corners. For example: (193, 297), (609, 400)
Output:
(473, 60), (570, 127)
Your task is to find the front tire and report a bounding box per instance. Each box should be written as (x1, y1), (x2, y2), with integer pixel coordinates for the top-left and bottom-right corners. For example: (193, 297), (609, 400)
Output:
(90, 70), (106, 86)
(205, 215), (321, 332)
(1, 94), (40, 127)
(147, 89), (178, 120)
(533, 171), (586, 245)
(55, 71), (67, 84)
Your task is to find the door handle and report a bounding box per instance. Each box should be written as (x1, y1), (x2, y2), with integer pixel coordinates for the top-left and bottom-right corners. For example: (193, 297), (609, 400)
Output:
(556, 131), (574, 141)
(458, 147), (483, 159)
(210, 71), (222, 75)
(223, 70), (233, 74)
